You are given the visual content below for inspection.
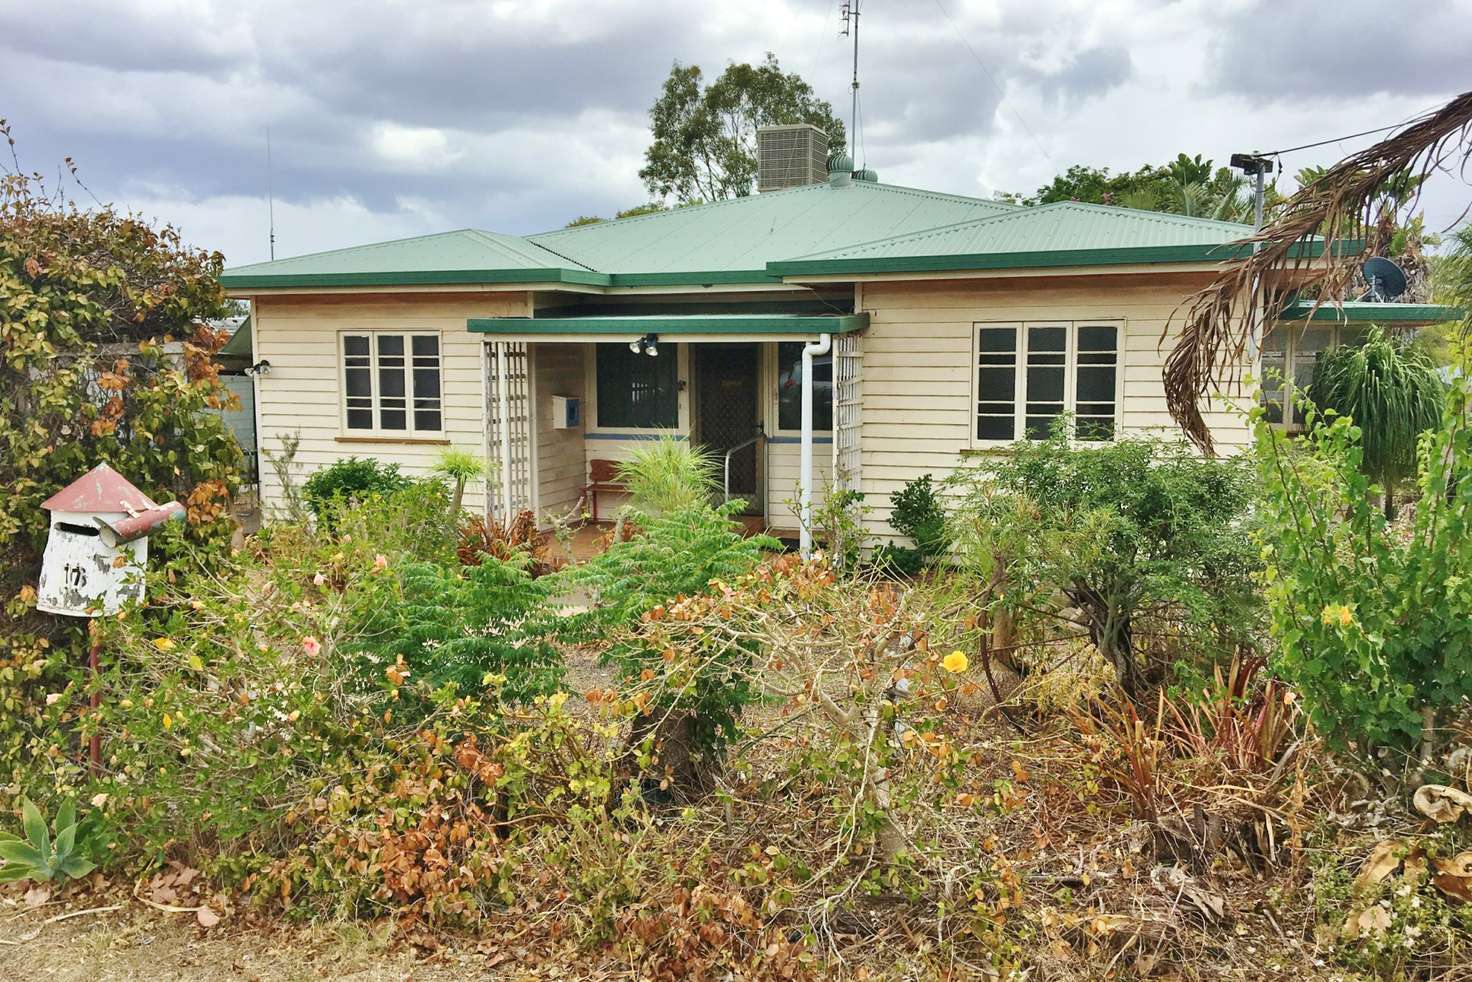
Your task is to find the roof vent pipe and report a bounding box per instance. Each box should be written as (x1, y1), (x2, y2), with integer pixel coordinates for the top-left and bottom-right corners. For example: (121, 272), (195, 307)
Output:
(799, 333), (833, 560)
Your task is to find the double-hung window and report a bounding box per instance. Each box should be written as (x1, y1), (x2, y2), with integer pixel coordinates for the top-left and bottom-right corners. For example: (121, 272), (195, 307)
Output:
(341, 331), (442, 434)
(973, 321), (1120, 444)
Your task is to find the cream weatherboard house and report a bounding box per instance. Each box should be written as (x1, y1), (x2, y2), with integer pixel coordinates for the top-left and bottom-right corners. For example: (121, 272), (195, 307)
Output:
(220, 126), (1452, 549)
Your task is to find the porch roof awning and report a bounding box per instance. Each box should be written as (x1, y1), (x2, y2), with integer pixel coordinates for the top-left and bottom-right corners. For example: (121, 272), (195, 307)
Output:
(1278, 300), (1465, 324)
(467, 312), (868, 339)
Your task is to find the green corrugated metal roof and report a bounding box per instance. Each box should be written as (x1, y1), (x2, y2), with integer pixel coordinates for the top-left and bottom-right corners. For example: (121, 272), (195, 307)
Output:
(1279, 300), (1466, 323)
(222, 184), (1304, 289)
(468, 313), (868, 336)
(525, 181), (1015, 277)
(767, 202), (1257, 275)
(221, 228), (603, 288)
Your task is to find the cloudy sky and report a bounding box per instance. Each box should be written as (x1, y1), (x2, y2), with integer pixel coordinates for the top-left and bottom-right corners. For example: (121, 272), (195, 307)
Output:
(3, 0), (1469, 267)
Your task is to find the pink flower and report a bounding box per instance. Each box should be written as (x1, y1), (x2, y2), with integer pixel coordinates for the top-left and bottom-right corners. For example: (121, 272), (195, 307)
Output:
(372, 553), (389, 573)
(302, 636), (322, 658)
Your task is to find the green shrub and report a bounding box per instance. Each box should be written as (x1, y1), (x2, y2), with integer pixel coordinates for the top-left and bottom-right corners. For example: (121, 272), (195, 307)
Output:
(562, 440), (776, 789)
(949, 423), (1261, 695)
(302, 457), (412, 516)
(876, 474), (949, 575)
(351, 556), (563, 703)
(1255, 380), (1472, 757)
(1, 167), (243, 795)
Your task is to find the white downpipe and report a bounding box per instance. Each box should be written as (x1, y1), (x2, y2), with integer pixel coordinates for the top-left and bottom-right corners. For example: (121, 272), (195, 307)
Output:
(495, 342), (513, 521)
(799, 333), (832, 559)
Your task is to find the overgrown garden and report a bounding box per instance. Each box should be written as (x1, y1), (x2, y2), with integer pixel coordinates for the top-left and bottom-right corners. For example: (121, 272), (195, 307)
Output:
(6, 130), (1472, 979)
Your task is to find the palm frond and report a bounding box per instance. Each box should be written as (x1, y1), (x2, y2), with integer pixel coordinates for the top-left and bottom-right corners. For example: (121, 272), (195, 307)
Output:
(1163, 91), (1472, 452)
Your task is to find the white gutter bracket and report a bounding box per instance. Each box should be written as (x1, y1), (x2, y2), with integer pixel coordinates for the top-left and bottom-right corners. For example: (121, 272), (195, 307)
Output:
(799, 333), (832, 560)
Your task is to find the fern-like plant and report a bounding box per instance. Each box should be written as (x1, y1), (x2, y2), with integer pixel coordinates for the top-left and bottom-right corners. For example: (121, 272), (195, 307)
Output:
(1308, 327), (1444, 519)
(560, 439), (778, 793)
(351, 556), (563, 704)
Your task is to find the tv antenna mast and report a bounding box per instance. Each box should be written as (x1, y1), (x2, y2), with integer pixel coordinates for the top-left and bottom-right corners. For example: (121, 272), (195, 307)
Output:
(265, 127), (276, 261)
(840, 0), (861, 161)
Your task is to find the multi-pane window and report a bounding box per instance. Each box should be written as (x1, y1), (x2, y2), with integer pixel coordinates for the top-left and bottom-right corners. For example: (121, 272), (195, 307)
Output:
(776, 341), (833, 432)
(341, 332), (442, 433)
(595, 343), (679, 428)
(973, 321), (1119, 443)
(1260, 323), (1367, 429)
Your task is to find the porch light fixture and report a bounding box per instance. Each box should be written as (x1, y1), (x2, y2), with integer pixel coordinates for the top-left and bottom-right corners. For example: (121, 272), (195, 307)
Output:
(244, 359), (271, 377)
(629, 333), (660, 357)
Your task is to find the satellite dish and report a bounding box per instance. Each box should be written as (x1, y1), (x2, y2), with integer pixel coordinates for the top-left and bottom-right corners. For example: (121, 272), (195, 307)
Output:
(1360, 256), (1407, 302)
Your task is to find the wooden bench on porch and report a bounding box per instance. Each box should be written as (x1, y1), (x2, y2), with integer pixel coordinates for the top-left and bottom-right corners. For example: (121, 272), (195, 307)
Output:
(578, 458), (626, 523)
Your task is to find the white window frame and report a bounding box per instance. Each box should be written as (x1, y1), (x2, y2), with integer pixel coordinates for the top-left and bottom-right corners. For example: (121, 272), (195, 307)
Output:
(1260, 322), (1369, 432)
(970, 320), (1124, 447)
(338, 330), (444, 437)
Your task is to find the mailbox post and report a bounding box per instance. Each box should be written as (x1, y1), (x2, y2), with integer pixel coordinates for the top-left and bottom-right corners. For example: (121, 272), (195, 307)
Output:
(36, 463), (185, 770)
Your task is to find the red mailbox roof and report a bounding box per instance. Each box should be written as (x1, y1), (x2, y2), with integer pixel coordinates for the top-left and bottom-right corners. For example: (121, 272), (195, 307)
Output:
(41, 463), (158, 514)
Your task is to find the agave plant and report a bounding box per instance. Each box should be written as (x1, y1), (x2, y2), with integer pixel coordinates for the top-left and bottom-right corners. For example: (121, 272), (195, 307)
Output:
(0, 798), (97, 883)
(1308, 327), (1444, 519)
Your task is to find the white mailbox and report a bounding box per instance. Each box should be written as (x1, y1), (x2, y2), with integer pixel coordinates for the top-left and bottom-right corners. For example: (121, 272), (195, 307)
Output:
(550, 395), (581, 429)
(36, 463), (185, 618)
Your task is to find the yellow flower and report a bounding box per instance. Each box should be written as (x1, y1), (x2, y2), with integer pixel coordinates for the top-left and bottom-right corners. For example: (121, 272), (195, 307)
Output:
(1320, 604), (1356, 628)
(942, 650), (969, 674)
(162, 713), (173, 730)
(152, 637), (176, 652)
(1339, 605), (1355, 627)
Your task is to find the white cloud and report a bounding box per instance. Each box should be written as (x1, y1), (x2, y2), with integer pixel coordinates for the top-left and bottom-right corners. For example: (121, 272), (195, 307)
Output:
(369, 123), (460, 171)
(1, 0), (1467, 267)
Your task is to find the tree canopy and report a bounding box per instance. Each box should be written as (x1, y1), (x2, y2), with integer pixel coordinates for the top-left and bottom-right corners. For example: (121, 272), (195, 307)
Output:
(1007, 153), (1262, 222)
(563, 202), (670, 228)
(639, 54), (846, 204)
(1, 152), (244, 635)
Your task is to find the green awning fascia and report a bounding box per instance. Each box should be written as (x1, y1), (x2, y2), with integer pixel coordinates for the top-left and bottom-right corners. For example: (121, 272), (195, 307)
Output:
(1279, 300), (1467, 323)
(468, 313), (869, 336)
(220, 267), (612, 289)
(767, 239), (1357, 278)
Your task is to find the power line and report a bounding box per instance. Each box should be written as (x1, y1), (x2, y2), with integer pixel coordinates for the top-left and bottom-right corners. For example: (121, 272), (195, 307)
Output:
(1258, 122), (1406, 157)
(930, 0), (1055, 167)
(1255, 98), (1451, 158)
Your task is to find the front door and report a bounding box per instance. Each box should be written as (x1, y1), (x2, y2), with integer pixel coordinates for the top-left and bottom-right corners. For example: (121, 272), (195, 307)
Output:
(694, 345), (761, 511)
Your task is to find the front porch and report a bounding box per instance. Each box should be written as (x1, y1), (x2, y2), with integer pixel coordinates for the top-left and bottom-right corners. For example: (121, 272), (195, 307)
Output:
(472, 313), (865, 547)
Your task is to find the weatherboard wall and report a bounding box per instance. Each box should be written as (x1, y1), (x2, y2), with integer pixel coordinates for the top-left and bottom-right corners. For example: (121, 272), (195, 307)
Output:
(530, 343), (586, 521)
(855, 274), (1251, 543)
(250, 292), (530, 517)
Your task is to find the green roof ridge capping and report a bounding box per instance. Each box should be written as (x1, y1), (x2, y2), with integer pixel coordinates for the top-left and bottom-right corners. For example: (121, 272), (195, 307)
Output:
(467, 313), (869, 335)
